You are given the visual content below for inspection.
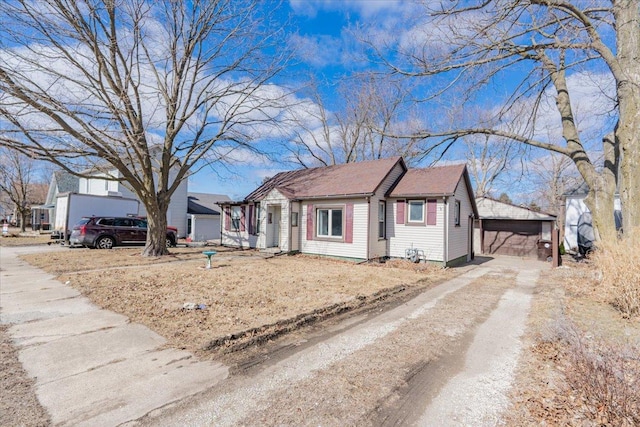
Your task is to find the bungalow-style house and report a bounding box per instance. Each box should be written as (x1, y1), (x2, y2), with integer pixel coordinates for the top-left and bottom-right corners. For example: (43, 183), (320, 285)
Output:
(219, 157), (478, 266)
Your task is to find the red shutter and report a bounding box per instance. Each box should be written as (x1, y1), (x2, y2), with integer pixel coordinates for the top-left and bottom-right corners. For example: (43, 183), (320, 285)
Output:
(396, 200), (405, 224)
(240, 206), (246, 232)
(345, 203), (353, 243)
(427, 199), (437, 225)
(248, 205), (254, 235)
(224, 206), (230, 231)
(306, 204), (314, 241)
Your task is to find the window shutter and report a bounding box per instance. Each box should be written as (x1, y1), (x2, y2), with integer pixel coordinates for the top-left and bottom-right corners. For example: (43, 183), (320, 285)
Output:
(240, 206), (246, 232)
(247, 205), (254, 235)
(306, 204), (314, 241)
(427, 199), (437, 225)
(345, 203), (354, 243)
(396, 200), (405, 224)
(224, 206), (230, 231)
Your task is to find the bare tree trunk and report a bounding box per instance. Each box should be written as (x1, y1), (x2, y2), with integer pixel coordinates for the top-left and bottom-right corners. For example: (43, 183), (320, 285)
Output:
(614, 0), (640, 234)
(142, 195), (169, 257)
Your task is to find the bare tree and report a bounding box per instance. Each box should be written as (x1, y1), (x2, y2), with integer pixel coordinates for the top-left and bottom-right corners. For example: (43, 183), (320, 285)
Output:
(0, 0), (288, 255)
(0, 148), (45, 231)
(282, 75), (424, 168)
(366, 0), (639, 243)
(528, 153), (582, 216)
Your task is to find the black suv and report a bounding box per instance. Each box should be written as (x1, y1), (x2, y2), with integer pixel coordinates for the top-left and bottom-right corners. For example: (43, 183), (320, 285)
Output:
(69, 216), (178, 249)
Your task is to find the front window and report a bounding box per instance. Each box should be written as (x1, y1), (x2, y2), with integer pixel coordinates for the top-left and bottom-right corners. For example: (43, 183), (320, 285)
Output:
(317, 207), (343, 238)
(378, 201), (386, 239)
(231, 206), (241, 231)
(408, 200), (424, 223)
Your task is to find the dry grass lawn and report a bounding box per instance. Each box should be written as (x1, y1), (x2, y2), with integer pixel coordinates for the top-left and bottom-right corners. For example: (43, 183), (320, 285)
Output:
(20, 247), (453, 358)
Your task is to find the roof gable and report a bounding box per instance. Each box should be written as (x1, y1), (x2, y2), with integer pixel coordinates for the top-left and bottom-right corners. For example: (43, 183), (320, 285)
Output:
(476, 197), (556, 220)
(387, 164), (467, 197)
(246, 157), (405, 201)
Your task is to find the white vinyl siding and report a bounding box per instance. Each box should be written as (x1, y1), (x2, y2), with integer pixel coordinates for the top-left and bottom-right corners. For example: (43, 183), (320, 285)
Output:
(447, 179), (473, 262)
(260, 189), (290, 251)
(369, 162), (405, 259)
(388, 198), (446, 262)
(188, 214), (221, 241)
(302, 199), (368, 259)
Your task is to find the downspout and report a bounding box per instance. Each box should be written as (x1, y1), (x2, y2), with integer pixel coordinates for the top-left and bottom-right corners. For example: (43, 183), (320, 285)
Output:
(443, 197), (448, 266)
(288, 201), (292, 253)
(366, 196), (371, 260)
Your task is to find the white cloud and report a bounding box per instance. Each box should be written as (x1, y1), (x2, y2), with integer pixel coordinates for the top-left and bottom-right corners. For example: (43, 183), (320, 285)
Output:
(289, 33), (344, 68)
(289, 0), (407, 18)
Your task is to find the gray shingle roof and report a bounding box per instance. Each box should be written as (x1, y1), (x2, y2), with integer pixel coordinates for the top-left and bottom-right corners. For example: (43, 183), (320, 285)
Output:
(187, 193), (231, 215)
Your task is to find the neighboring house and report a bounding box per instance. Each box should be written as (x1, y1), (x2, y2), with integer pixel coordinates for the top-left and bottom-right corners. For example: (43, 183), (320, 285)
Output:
(78, 169), (189, 238)
(186, 192), (231, 242)
(31, 170), (79, 230)
(219, 157), (478, 266)
(474, 197), (556, 258)
(563, 183), (621, 251)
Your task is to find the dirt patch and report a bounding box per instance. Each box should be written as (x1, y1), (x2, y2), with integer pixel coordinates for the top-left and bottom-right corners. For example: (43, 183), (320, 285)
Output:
(0, 324), (51, 427)
(19, 249), (453, 358)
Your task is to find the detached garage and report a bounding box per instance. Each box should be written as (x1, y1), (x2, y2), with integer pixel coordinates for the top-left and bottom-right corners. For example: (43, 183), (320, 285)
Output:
(474, 197), (556, 258)
(186, 193), (230, 242)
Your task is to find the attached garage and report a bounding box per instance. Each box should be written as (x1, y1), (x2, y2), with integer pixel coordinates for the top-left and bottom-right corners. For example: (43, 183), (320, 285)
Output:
(474, 197), (556, 258)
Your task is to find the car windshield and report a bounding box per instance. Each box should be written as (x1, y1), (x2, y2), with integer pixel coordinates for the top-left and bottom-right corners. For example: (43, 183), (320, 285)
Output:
(74, 218), (91, 226)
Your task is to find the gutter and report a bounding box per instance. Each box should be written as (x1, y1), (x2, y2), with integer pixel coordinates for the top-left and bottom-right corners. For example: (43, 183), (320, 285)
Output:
(292, 192), (376, 201)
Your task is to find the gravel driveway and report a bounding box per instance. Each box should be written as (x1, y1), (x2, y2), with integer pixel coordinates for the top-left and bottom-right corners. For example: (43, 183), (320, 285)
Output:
(133, 256), (544, 426)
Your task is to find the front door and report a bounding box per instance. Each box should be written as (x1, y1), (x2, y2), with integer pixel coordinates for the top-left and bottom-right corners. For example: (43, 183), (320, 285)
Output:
(267, 205), (281, 248)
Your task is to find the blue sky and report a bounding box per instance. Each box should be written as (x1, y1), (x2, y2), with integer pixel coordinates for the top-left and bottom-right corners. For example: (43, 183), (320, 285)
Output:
(186, 0), (616, 204)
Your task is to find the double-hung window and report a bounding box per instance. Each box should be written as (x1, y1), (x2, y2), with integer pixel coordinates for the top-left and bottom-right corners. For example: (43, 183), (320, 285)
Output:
(454, 200), (461, 226)
(378, 201), (386, 239)
(231, 206), (241, 231)
(408, 200), (425, 223)
(317, 207), (343, 238)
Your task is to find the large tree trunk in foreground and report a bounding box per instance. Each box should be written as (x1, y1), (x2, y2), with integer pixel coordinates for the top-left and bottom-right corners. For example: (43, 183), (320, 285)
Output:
(142, 195), (170, 257)
(615, 0), (640, 235)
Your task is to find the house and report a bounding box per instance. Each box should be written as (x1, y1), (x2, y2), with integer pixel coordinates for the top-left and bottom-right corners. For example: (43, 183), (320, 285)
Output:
(218, 157), (478, 266)
(31, 170), (79, 230)
(563, 183), (622, 251)
(186, 192), (231, 242)
(77, 168), (189, 238)
(474, 197), (556, 258)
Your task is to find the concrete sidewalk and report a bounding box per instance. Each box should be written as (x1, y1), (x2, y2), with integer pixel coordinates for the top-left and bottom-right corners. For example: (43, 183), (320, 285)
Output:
(0, 245), (228, 426)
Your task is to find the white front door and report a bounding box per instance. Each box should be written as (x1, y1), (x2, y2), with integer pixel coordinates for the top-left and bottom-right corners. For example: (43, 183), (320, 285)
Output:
(267, 205), (281, 248)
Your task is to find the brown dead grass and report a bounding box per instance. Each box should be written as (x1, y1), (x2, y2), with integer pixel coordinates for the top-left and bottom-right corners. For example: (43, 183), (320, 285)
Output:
(20, 248), (452, 357)
(503, 256), (640, 426)
(0, 230), (52, 247)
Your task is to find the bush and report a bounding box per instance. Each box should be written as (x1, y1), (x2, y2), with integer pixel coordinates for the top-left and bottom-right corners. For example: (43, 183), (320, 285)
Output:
(592, 229), (640, 317)
(554, 318), (640, 426)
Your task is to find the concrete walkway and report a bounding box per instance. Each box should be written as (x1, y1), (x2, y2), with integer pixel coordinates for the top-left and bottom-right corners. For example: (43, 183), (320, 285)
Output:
(0, 245), (228, 427)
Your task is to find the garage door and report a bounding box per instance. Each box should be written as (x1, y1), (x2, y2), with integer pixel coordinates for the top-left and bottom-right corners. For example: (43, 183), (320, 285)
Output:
(482, 220), (541, 257)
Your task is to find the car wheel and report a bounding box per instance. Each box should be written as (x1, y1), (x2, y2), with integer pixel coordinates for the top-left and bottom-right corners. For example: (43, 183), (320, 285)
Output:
(96, 236), (115, 249)
(166, 236), (175, 248)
